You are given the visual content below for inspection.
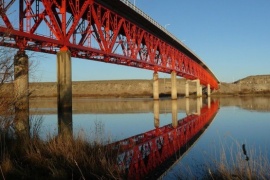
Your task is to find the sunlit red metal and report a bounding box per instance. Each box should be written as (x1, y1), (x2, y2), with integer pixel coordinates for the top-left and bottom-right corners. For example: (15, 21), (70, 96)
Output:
(112, 100), (219, 179)
(0, 0), (218, 89)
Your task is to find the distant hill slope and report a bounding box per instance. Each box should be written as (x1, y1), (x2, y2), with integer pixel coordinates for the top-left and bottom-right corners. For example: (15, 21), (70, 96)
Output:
(212, 74), (270, 96)
(234, 75), (270, 84)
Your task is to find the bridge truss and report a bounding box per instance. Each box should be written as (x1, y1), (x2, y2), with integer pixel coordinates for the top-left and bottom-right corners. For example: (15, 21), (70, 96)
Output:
(112, 100), (219, 179)
(0, 0), (218, 89)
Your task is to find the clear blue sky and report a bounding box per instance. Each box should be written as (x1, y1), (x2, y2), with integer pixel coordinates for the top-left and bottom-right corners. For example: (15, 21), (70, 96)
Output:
(32, 0), (270, 83)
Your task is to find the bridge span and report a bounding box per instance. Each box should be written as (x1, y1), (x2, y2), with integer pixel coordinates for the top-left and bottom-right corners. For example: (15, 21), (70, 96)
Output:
(0, 0), (219, 132)
(111, 99), (219, 179)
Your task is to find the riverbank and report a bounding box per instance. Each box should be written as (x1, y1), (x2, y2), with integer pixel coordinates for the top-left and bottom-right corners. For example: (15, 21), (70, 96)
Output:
(0, 131), (123, 179)
(1, 124), (269, 180)
(2, 75), (270, 98)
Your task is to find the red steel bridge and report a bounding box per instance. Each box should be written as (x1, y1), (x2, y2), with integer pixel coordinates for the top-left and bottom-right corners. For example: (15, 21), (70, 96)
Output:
(112, 100), (219, 179)
(0, 0), (218, 89)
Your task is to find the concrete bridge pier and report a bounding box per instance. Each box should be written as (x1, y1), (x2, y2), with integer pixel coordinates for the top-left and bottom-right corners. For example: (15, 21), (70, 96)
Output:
(207, 84), (211, 97)
(57, 47), (72, 136)
(185, 80), (189, 98)
(186, 79), (203, 98)
(195, 97), (202, 115)
(153, 72), (159, 100)
(171, 71), (177, 100)
(208, 97), (211, 109)
(172, 100), (178, 128)
(14, 50), (29, 134)
(58, 112), (72, 136)
(191, 79), (202, 97)
(185, 98), (190, 115)
(154, 100), (160, 128)
(196, 80), (202, 97)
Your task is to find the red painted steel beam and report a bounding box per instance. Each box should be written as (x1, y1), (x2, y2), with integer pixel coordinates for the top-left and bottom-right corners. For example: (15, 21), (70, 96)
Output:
(0, 0), (218, 89)
(114, 101), (219, 179)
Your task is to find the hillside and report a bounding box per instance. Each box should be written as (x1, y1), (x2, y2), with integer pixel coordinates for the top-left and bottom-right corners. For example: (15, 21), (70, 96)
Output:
(212, 75), (270, 96)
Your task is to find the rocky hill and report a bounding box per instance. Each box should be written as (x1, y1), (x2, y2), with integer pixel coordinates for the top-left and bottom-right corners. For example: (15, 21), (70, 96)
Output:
(212, 75), (270, 96)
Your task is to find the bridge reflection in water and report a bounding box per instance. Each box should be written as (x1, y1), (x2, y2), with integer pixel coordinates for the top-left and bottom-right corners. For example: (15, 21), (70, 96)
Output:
(112, 99), (219, 179)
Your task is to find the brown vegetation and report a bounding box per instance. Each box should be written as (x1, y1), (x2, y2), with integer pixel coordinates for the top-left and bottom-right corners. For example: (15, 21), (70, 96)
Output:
(0, 132), (123, 179)
(204, 145), (270, 179)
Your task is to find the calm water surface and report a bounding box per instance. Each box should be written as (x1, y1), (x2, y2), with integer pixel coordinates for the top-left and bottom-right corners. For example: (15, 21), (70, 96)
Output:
(30, 97), (270, 179)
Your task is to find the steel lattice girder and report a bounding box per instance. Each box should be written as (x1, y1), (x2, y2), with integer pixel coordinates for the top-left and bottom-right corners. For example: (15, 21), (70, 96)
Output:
(114, 101), (219, 179)
(0, 0), (218, 89)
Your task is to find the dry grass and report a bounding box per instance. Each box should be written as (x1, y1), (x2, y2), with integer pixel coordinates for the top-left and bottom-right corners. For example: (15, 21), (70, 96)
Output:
(0, 100), (122, 179)
(205, 144), (270, 180)
(0, 130), (123, 179)
(0, 111), (120, 179)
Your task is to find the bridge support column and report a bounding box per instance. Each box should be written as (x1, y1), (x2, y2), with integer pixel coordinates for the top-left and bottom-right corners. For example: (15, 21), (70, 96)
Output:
(172, 100), (178, 128)
(14, 50), (29, 134)
(154, 100), (160, 128)
(185, 98), (190, 115)
(196, 97), (202, 115)
(185, 80), (189, 98)
(208, 97), (211, 109)
(171, 71), (177, 100)
(195, 79), (202, 97)
(57, 47), (72, 136)
(153, 72), (159, 100)
(207, 84), (211, 97)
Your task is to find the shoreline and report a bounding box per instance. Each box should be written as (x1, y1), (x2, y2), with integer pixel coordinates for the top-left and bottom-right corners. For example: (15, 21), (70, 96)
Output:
(2, 75), (270, 98)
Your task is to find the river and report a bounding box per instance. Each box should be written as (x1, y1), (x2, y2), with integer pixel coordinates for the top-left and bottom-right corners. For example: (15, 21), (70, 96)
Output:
(29, 96), (270, 179)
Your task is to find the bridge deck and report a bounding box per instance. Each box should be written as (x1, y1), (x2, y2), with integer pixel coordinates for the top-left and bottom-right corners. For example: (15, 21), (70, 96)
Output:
(95, 0), (219, 83)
